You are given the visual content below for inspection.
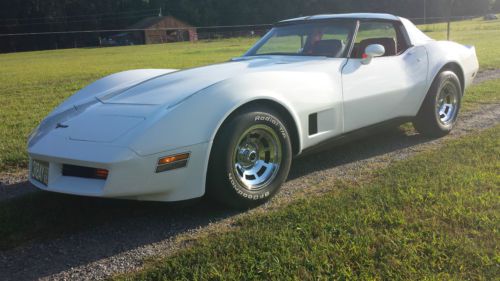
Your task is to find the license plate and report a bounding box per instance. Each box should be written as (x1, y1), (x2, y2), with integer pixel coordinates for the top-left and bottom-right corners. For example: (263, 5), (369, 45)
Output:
(31, 159), (49, 186)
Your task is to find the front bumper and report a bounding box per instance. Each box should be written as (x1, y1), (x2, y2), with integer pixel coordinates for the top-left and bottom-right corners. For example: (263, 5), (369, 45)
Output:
(28, 136), (210, 202)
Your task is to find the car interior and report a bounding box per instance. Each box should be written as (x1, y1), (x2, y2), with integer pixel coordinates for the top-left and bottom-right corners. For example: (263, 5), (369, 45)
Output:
(250, 20), (410, 59)
(351, 37), (397, 58)
(309, 39), (346, 57)
(302, 23), (409, 58)
(350, 22), (411, 58)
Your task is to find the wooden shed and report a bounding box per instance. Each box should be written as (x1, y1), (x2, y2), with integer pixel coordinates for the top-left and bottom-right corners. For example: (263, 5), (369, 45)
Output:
(128, 16), (198, 44)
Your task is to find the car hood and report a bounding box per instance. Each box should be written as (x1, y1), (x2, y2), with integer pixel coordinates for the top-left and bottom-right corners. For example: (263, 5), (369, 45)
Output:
(97, 56), (323, 106)
(30, 56), (330, 146)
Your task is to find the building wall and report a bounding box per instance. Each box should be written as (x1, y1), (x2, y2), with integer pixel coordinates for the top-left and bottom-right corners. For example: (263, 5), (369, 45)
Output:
(144, 17), (198, 44)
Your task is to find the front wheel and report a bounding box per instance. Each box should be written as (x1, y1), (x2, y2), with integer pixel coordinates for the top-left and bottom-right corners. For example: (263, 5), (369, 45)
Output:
(413, 70), (462, 137)
(207, 107), (292, 209)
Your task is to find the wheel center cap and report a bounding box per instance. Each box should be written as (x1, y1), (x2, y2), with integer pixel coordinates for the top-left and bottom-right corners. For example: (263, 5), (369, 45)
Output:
(248, 151), (257, 161)
(238, 146), (258, 167)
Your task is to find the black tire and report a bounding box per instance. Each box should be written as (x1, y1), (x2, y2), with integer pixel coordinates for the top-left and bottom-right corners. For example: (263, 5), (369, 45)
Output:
(413, 70), (462, 138)
(207, 106), (292, 209)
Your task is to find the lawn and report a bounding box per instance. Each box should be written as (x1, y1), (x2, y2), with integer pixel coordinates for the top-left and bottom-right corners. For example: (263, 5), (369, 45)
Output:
(115, 124), (499, 280)
(0, 17), (499, 280)
(422, 16), (500, 70)
(0, 38), (257, 172)
(1, 17), (500, 172)
(0, 78), (498, 251)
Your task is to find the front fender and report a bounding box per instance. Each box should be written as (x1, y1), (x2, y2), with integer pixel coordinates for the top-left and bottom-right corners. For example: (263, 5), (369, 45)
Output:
(51, 69), (176, 116)
(127, 70), (343, 157)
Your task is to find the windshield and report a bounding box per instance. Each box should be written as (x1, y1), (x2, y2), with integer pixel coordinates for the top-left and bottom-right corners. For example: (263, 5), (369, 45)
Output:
(245, 20), (356, 58)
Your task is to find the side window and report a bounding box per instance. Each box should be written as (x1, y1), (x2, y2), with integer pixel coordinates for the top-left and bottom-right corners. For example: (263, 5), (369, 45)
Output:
(303, 25), (352, 57)
(320, 25), (351, 43)
(352, 21), (408, 58)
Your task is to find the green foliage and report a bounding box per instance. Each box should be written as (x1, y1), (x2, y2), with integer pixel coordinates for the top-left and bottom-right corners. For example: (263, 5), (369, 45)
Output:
(0, 0), (494, 27)
(116, 125), (500, 280)
(0, 0), (496, 52)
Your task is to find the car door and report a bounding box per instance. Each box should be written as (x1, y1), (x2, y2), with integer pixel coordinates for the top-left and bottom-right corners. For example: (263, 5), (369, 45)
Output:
(341, 20), (428, 132)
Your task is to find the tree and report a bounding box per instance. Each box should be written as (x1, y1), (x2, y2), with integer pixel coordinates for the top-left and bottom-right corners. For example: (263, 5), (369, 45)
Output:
(0, 0), (494, 53)
(493, 0), (500, 12)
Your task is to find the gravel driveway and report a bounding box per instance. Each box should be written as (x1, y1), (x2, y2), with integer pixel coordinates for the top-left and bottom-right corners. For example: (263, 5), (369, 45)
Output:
(1, 70), (499, 281)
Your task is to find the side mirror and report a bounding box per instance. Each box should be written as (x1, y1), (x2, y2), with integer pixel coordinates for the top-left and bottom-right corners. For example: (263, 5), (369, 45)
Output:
(361, 44), (385, 65)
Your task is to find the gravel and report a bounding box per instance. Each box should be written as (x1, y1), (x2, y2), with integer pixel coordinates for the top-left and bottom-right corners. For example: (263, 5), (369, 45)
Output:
(0, 70), (499, 281)
(472, 68), (500, 85)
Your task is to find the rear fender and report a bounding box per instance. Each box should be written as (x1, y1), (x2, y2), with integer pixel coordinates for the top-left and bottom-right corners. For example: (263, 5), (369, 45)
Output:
(425, 41), (479, 93)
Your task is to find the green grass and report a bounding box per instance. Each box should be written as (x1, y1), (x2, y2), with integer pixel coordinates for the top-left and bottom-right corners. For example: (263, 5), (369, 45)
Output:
(1, 17), (500, 172)
(0, 18), (500, 172)
(0, 17), (498, 279)
(0, 38), (257, 172)
(422, 16), (500, 70)
(0, 77), (497, 251)
(116, 125), (500, 281)
(461, 78), (500, 111)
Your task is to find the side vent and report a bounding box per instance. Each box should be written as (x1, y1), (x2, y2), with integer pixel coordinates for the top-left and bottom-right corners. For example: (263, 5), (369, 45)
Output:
(309, 113), (318, 136)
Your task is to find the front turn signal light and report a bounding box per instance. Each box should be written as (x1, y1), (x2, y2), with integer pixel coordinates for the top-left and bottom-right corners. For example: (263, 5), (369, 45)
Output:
(158, 153), (190, 165)
(95, 169), (109, 179)
(156, 153), (190, 173)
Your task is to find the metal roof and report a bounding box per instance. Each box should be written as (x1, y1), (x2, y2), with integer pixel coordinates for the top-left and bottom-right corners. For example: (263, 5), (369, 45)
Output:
(279, 13), (401, 23)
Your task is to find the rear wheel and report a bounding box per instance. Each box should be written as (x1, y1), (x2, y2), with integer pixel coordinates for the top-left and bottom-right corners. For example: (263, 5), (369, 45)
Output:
(413, 70), (462, 137)
(207, 106), (292, 209)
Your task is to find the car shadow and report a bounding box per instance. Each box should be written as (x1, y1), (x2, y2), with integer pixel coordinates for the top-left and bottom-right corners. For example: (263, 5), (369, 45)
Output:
(0, 125), (433, 281)
(288, 126), (431, 180)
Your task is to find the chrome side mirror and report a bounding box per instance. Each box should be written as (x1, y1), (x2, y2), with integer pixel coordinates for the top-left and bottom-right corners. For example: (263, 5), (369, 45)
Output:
(361, 44), (385, 65)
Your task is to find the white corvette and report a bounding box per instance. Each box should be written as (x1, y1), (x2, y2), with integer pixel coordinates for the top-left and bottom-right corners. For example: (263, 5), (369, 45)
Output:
(28, 13), (479, 208)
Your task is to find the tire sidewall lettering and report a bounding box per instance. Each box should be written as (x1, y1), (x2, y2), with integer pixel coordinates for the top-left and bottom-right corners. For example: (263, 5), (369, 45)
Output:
(255, 115), (287, 139)
(209, 107), (292, 208)
(228, 173), (271, 200)
(228, 172), (270, 200)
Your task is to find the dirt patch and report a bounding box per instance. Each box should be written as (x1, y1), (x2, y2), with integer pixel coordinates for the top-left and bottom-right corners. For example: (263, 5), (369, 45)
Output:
(474, 68), (500, 84)
(0, 171), (36, 202)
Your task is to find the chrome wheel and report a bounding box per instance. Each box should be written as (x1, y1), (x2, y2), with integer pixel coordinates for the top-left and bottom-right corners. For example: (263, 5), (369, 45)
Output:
(232, 124), (282, 191)
(437, 81), (459, 125)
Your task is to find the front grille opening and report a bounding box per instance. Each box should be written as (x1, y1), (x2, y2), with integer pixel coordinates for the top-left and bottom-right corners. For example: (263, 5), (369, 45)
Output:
(62, 164), (109, 180)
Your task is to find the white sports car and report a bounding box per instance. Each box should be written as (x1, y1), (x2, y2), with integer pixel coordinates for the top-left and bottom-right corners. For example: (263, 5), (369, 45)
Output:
(28, 13), (479, 208)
